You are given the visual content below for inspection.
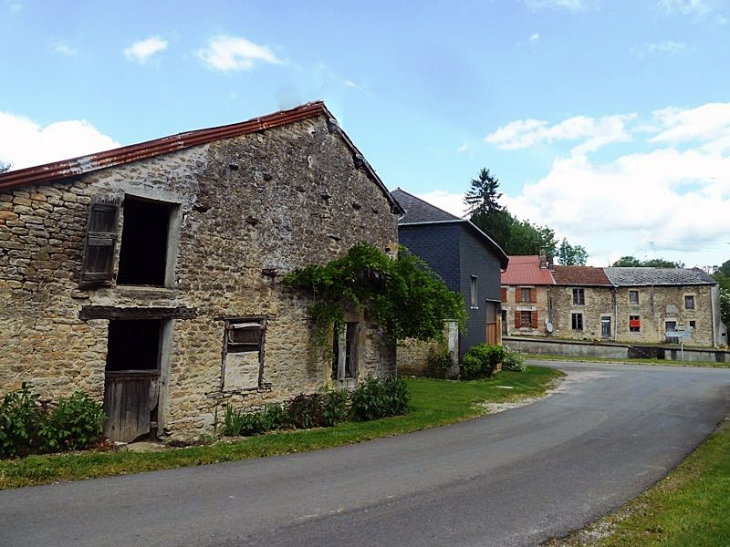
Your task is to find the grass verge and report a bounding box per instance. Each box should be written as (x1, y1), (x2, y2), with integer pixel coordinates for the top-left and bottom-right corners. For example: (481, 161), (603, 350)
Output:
(546, 417), (730, 546)
(525, 353), (730, 368)
(0, 366), (562, 490)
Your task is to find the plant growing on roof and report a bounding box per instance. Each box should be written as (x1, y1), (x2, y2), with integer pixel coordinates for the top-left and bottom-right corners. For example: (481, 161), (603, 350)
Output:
(282, 243), (465, 348)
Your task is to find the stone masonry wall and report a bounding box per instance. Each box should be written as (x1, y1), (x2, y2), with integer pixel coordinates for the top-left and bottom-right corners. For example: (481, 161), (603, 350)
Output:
(0, 114), (399, 439)
(549, 286), (614, 341)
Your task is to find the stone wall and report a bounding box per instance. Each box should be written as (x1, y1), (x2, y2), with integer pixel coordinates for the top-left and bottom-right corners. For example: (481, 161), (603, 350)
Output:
(0, 114), (400, 440)
(501, 286), (550, 336)
(549, 286), (614, 341)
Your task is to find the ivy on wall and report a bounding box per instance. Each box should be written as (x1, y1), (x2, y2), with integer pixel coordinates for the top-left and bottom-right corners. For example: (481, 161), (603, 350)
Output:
(283, 244), (465, 347)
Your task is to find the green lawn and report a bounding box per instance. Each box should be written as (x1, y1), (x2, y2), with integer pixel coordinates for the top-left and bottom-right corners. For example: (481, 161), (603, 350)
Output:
(0, 366), (562, 490)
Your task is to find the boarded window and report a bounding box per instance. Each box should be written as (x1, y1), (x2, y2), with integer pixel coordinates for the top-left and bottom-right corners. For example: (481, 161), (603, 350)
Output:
(629, 315), (641, 332)
(80, 196), (120, 287)
(223, 320), (265, 390)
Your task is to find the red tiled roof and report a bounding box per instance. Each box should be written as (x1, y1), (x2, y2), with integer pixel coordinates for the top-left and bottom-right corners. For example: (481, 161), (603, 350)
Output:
(552, 266), (612, 286)
(501, 255), (554, 285)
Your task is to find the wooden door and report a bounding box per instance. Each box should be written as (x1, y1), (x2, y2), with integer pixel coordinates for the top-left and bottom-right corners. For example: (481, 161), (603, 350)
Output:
(485, 301), (500, 345)
(103, 370), (159, 442)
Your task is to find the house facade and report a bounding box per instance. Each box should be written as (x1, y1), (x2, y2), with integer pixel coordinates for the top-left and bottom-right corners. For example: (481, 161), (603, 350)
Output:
(550, 266), (614, 340)
(0, 102), (402, 442)
(604, 267), (725, 347)
(391, 189), (508, 363)
(500, 254), (555, 337)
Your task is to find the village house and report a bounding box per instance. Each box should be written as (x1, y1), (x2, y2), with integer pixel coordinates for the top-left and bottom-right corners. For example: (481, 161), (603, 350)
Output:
(500, 253), (554, 337)
(0, 101), (403, 442)
(391, 189), (508, 374)
(550, 265), (614, 341)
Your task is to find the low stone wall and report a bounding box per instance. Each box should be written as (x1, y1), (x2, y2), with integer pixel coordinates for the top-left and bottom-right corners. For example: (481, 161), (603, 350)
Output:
(505, 336), (730, 363)
(397, 321), (459, 378)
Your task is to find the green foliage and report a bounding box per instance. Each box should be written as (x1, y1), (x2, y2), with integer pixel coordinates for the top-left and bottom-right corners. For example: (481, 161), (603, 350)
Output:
(283, 243), (465, 346)
(460, 344), (505, 380)
(556, 237), (588, 266)
(287, 393), (325, 430)
(426, 345), (453, 378)
(464, 167), (502, 215)
(224, 402), (289, 437)
(349, 377), (410, 421)
(719, 259), (730, 278)
(0, 384), (105, 459)
(0, 161), (11, 173)
(611, 255), (684, 268)
(501, 348), (526, 372)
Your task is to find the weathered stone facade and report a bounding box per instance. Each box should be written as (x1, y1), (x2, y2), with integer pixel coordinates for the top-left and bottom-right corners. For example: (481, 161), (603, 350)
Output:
(0, 103), (401, 441)
(501, 285), (551, 336)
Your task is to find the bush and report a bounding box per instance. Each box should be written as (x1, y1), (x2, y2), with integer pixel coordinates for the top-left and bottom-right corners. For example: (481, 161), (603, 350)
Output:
(426, 346), (453, 378)
(349, 377), (410, 421)
(224, 402), (290, 437)
(0, 383), (105, 459)
(460, 344), (505, 380)
(502, 348), (526, 372)
(288, 393), (324, 429)
(321, 389), (348, 427)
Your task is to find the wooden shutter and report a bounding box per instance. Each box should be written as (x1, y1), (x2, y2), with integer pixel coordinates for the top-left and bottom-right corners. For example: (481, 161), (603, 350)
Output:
(530, 288), (537, 303)
(500, 287), (507, 302)
(515, 288), (522, 303)
(531, 312), (539, 329)
(80, 195), (120, 287)
(514, 310), (521, 328)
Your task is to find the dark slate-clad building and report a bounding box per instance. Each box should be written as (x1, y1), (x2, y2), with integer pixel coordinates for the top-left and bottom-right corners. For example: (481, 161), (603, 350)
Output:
(392, 189), (509, 359)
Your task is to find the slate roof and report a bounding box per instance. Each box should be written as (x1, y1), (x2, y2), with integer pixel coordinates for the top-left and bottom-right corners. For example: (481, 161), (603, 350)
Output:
(392, 188), (508, 269)
(603, 267), (717, 286)
(501, 255), (555, 286)
(552, 265), (612, 286)
(0, 102), (404, 214)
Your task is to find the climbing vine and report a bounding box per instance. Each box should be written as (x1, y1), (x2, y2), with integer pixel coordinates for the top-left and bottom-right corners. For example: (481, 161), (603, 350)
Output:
(283, 244), (465, 348)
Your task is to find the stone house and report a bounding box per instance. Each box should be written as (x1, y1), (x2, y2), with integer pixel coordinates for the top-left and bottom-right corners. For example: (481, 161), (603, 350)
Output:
(604, 267), (726, 347)
(550, 265), (614, 340)
(500, 254), (554, 336)
(0, 101), (403, 442)
(391, 189), (508, 371)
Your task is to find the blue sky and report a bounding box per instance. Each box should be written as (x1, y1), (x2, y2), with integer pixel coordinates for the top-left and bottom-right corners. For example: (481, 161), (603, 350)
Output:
(2, 0), (729, 267)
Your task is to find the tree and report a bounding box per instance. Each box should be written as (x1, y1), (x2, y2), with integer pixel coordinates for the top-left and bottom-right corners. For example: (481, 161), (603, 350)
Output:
(556, 238), (588, 266)
(464, 168), (502, 216)
(719, 259), (730, 277)
(0, 161), (11, 173)
(505, 219), (558, 257)
(611, 256), (683, 268)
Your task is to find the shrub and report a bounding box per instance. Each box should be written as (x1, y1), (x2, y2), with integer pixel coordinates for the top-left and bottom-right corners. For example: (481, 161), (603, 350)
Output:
(460, 344), (505, 380)
(349, 377), (410, 421)
(426, 346), (453, 378)
(0, 384), (105, 459)
(502, 348), (526, 372)
(287, 393), (324, 429)
(224, 402), (290, 437)
(321, 389), (348, 427)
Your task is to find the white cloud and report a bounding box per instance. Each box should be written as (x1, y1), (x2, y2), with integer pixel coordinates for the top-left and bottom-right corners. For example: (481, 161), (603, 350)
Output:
(124, 37), (168, 64)
(523, 0), (595, 11)
(529, 33), (541, 42)
(52, 41), (78, 56)
(492, 102), (730, 267)
(631, 40), (687, 58)
(414, 190), (469, 218)
(0, 112), (120, 170)
(485, 113), (635, 154)
(197, 35), (282, 73)
(657, 0), (719, 18)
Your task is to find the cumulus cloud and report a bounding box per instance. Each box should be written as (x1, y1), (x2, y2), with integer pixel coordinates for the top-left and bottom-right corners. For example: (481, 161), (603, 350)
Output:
(0, 112), (120, 170)
(485, 113), (636, 154)
(415, 190), (469, 218)
(529, 33), (541, 42)
(197, 35), (282, 73)
(657, 0), (719, 18)
(124, 36), (168, 64)
(488, 103), (730, 267)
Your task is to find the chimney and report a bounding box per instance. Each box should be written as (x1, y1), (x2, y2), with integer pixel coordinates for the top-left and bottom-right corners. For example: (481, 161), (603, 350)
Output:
(539, 249), (548, 269)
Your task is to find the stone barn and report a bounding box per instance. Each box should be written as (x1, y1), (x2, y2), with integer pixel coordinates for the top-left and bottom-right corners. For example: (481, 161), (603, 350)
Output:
(0, 101), (402, 442)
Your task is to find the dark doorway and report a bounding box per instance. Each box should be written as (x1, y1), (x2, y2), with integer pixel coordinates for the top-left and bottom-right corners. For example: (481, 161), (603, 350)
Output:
(104, 319), (163, 442)
(117, 197), (173, 286)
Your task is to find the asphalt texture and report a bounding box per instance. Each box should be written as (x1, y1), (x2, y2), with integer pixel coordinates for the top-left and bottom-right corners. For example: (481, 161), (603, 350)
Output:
(1, 361), (729, 547)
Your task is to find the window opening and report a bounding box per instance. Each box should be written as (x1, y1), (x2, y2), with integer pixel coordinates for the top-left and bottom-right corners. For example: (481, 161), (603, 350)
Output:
(684, 295), (695, 310)
(629, 315), (641, 332)
(106, 319), (162, 372)
(571, 313), (583, 331)
(333, 322), (358, 381)
(223, 320), (265, 390)
(117, 196), (175, 286)
(470, 276), (478, 308)
(521, 287), (531, 303)
(629, 290), (639, 306)
(573, 288), (585, 305)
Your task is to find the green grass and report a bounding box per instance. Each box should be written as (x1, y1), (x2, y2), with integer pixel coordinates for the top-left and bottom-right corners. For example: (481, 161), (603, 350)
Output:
(547, 418), (730, 546)
(0, 366), (562, 490)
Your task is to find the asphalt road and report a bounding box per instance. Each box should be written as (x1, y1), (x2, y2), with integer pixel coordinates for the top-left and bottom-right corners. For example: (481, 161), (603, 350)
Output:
(2, 361), (729, 547)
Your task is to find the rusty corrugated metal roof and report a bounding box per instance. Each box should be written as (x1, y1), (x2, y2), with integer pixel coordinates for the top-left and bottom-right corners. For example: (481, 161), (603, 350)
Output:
(501, 255), (555, 286)
(0, 101), (403, 213)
